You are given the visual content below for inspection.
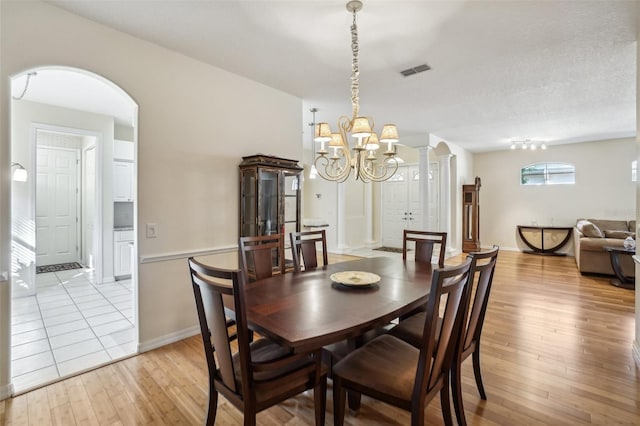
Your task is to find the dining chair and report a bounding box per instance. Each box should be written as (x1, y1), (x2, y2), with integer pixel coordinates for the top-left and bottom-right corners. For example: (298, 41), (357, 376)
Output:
(389, 246), (500, 426)
(332, 258), (473, 426)
(289, 229), (328, 272)
(188, 257), (327, 426)
(451, 245), (499, 425)
(403, 230), (447, 267)
(239, 234), (285, 282)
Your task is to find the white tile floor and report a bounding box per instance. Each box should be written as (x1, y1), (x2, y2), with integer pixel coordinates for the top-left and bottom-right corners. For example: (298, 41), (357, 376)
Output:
(11, 267), (136, 393)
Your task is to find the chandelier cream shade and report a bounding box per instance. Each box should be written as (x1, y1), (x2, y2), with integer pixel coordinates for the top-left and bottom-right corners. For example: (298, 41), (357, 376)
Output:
(313, 0), (400, 183)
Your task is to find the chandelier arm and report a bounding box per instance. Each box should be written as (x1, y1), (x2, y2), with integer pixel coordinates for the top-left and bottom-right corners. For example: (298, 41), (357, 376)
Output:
(358, 156), (400, 182)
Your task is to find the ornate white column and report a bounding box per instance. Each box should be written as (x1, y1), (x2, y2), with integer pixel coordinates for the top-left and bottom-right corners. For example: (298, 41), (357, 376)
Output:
(364, 182), (374, 246)
(439, 154), (453, 252)
(336, 183), (349, 251)
(418, 146), (431, 231)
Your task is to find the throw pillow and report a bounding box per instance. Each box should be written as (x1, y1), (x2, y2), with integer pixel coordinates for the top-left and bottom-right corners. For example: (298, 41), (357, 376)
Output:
(576, 220), (603, 238)
(604, 230), (636, 239)
(629, 220), (636, 232)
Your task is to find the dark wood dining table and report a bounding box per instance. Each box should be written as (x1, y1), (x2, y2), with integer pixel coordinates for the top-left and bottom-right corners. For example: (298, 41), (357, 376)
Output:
(242, 256), (435, 354)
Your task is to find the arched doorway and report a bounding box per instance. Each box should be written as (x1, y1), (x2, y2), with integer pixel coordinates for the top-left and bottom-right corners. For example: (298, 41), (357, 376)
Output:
(9, 67), (138, 393)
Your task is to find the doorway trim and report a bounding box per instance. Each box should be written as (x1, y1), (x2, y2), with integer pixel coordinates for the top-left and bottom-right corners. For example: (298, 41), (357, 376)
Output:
(31, 122), (103, 282)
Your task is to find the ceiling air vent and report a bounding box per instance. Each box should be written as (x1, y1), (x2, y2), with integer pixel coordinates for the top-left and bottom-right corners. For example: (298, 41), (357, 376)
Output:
(400, 64), (431, 77)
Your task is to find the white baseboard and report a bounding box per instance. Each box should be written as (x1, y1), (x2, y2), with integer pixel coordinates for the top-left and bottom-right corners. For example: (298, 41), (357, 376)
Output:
(0, 383), (13, 401)
(632, 340), (640, 368)
(138, 326), (200, 353)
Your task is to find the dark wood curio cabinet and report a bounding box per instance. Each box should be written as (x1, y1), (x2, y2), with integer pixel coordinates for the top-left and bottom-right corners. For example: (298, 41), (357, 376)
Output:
(239, 155), (302, 263)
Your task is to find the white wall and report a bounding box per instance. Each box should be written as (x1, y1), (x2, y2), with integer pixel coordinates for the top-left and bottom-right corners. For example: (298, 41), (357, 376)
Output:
(634, 6), (640, 366)
(0, 0), (302, 395)
(474, 138), (636, 252)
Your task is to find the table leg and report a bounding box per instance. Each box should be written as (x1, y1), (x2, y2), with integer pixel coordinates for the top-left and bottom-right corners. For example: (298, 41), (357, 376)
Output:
(608, 251), (635, 290)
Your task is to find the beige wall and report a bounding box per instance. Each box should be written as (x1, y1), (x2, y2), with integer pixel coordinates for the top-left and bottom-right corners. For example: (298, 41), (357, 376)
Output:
(0, 0), (302, 395)
(474, 138), (636, 253)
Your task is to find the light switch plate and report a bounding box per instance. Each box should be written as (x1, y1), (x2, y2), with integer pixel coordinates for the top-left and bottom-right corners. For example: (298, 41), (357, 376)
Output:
(146, 223), (158, 238)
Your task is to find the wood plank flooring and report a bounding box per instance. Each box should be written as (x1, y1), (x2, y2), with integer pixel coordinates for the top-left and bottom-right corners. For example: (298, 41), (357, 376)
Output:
(1, 251), (639, 425)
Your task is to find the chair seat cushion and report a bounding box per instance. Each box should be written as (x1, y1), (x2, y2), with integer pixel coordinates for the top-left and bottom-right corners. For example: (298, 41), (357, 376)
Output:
(388, 313), (442, 348)
(332, 334), (419, 402)
(232, 338), (313, 385)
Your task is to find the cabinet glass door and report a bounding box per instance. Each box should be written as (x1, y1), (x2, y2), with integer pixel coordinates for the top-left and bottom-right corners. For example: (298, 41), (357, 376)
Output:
(240, 170), (257, 236)
(283, 171), (300, 246)
(258, 169), (279, 236)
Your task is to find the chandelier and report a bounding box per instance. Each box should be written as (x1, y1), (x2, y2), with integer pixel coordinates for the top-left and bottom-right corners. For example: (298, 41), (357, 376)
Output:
(313, 0), (399, 183)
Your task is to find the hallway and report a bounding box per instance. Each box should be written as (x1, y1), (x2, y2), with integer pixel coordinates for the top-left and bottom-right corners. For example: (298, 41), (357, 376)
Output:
(11, 268), (135, 394)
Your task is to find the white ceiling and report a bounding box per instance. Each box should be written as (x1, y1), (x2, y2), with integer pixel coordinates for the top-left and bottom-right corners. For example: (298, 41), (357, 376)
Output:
(11, 68), (137, 126)
(22, 1), (638, 152)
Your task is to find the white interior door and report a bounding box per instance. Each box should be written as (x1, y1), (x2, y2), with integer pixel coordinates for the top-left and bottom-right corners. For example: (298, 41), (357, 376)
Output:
(381, 167), (409, 248)
(36, 147), (79, 266)
(407, 166), (421, 228)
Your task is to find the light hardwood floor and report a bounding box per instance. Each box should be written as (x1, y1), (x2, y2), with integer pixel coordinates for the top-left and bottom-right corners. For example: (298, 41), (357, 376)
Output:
(1, 251), (639, 425)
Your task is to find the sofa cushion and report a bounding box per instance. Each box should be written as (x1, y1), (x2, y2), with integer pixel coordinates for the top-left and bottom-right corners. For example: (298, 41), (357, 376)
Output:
(603, 230), (635, 239)
(576, 220), (603, 238)
(588, 219), (628, 233)
(629, 220), (636, 232)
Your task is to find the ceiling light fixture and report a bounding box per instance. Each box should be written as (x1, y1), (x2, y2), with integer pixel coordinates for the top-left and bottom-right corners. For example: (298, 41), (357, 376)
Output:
(510, 139), (547, 151)
(313, 0), (399, 183)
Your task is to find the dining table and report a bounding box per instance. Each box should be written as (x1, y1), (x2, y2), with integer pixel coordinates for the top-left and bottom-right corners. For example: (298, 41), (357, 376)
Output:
(242, 256), (435, 354)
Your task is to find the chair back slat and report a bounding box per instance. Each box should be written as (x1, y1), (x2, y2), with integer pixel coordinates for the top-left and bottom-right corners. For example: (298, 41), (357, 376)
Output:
(403, 230), (447, 267)
(463, 246), (499, 351)
(188, 258), (240, 392)
(239, 234), (285, 281)
(413, 258), (472, 397)
(290, 230), (328, 272)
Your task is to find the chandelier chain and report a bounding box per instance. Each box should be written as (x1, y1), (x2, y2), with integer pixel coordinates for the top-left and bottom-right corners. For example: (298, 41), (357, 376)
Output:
(350, 9), (360, 119)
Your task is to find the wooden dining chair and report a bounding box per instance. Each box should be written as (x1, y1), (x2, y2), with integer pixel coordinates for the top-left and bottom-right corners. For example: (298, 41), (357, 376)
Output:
(289, 229), (328, 272)
(188, 257), (327, 426)
(239, 234), (285, 282)
(451, 245), (499, 425)
(388, 246), (500, 426)
(403, 230), (447, 267)
(332, 258), (473, 426)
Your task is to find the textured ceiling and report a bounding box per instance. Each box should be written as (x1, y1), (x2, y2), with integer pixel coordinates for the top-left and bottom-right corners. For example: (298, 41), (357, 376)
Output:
(36, 1), (638, 152)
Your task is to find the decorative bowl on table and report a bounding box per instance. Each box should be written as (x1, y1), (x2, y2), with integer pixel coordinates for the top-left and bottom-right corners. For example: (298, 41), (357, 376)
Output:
(330, 271), (381, 287)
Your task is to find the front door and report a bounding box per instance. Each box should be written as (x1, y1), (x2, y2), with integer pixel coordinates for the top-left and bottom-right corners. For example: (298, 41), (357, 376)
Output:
(36, 146), (79, 266)
(381, 167), (409, 248)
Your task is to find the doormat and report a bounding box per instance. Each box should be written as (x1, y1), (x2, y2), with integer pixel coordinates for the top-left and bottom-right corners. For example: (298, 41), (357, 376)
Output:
(373, 247), (405, 253)
(36, 262), (83, 274)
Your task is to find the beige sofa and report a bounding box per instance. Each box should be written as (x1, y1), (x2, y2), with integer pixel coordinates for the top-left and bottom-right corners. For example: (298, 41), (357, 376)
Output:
(573, 219), (635, 276)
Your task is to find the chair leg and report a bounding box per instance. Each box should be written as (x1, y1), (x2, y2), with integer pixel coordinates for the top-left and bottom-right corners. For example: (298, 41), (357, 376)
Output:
(347, 391), (362, 411)
(472, 348), (487, 400)
(451, 361), (467, 426)
(205, 388), (217, 426)
(333, 378), (347, 426)
(314, 376), (327, 426)
(440, 376), (454, 426)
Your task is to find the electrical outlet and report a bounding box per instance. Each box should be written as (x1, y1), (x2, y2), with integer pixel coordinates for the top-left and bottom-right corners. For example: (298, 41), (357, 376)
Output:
(146, 223), (158, 238)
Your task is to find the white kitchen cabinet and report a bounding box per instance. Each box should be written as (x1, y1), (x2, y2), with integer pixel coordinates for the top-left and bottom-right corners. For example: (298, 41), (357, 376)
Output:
(114, 161), (134, 201)
(114, 230), (134, 278)
(113, 139), (134, 161)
